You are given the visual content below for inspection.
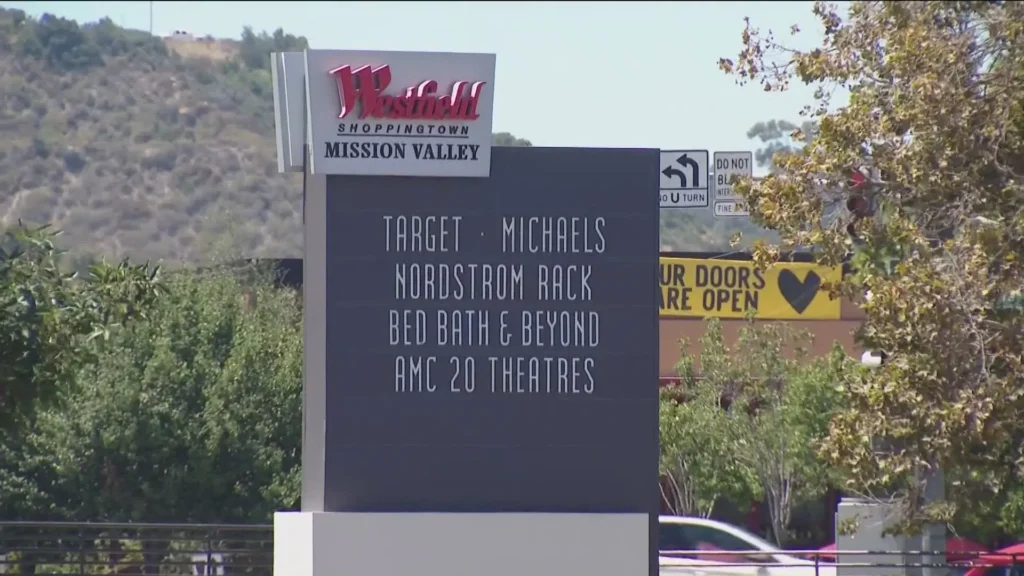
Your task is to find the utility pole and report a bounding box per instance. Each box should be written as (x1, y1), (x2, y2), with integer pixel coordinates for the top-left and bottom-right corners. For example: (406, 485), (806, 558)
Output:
(149, 1), (153, 35)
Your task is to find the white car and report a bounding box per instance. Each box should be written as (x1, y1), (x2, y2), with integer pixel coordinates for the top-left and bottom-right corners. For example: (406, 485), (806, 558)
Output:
(658, 516), (837, 576)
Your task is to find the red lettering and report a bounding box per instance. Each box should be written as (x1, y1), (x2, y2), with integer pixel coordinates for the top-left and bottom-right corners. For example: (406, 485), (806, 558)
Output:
(329, 64), (485, 122)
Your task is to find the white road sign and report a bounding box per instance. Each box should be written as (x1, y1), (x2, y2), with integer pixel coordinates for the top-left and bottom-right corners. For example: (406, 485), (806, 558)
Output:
(714, 200), (750, 218)
(660, 149), (709, 209)
(713, 151), (753, 201)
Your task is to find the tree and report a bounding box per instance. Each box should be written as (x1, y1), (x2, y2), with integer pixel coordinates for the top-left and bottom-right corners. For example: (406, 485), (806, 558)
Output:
(747, 119), (817, 170)
(0, 224), (164, 429)
(23, 262), (302, 522)
(0, 224), (165, 518)
(949, 478), (1024, 545)
(721, 1), (1024, 528)
(672, 319), (846, 544)
(659, 383), (754, 518)
(84, 17), (167, 61)
(661, 322), (761, 519)
(730, 339), (849, 545)
(782, 346), (850, 501)
(29, 13), (103, 71)
(238, 26), (309, 71)
(493, 132), (533, 147)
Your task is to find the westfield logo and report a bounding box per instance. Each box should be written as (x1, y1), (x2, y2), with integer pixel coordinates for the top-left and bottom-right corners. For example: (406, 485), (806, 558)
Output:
(330, 64), (486, 121)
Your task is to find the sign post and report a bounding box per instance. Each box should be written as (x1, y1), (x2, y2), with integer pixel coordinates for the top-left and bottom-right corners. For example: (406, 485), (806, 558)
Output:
(271, 50), (660, 576)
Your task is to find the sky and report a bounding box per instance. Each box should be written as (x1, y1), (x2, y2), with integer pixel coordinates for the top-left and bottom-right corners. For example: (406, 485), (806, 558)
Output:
(5, 1), (840, 175)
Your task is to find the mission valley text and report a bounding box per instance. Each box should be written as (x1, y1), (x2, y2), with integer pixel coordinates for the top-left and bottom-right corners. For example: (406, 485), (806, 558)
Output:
(325, 140), (481, 162)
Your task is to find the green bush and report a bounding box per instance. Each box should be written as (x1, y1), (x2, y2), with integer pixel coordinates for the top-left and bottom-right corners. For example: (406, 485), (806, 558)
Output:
(32, 13), (103, 72)
(237, 26), (308, 71)
(11, 12), (170, 73)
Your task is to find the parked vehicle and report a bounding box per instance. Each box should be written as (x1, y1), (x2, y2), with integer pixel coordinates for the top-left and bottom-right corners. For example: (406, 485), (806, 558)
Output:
(964, 542), (1024, 576)
(659, 516), (837, 576)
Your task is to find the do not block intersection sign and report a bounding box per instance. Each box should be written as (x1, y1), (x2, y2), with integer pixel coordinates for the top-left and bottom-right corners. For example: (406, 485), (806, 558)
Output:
(659, 150), (709, 209)
(713, 151), (753, 218)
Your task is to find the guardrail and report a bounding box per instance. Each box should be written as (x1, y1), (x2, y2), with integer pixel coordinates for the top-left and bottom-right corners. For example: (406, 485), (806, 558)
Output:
(0, 521), (272, 575)
(659, 549), (1024, 576)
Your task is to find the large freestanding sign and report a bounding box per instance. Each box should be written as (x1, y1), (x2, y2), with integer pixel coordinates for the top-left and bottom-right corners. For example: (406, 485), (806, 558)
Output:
(271, 50), (659, 576)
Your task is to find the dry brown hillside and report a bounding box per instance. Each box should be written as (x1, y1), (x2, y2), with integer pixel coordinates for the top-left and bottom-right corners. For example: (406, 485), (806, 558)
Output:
(0, 10), (312, 263)
(0, 8), (767, 264)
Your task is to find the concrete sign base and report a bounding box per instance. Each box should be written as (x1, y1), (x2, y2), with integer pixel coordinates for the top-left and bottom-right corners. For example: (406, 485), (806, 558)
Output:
(273, 511), (649, 576)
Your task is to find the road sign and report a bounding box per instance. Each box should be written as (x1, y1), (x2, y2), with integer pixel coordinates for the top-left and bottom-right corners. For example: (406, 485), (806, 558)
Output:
(713, 151), (753, 201)
(714, 200), (749, 218)
(660, 149), (709, 209)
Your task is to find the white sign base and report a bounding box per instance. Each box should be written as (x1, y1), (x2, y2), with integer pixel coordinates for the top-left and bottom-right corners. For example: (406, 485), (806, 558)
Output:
(274, 511), (648, 576)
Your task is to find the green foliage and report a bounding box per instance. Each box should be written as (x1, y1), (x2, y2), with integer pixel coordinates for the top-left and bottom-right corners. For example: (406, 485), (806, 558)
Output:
(669, 319), (849, 544)
(86, 18), (167, 61)
(493, 132), (533, 147)
(659, 383), (756, 518)
(0, 224), (165, 518)
(238, 26), (308, 71)
(0, 225), (302, 523)
(16, 13), (103, 71)
(7, 262), (302, 522)
(723, 0), (1024, 529)
(3, 8), (168, 72)
(783, 345), (849, 495)
(945, 468), (1024, 543)
(0, 224), (164, 429)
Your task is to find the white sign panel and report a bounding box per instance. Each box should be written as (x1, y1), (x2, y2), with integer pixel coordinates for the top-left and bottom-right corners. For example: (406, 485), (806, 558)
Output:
(302, 50), (496, 177)
(713, 151), (753, 201)
(271, 51), (309, 173)
(714, 200), (750, 218)
(281, 51), (308, 172)
(659, 149), (709, 209)
(271, 52), (288, 173)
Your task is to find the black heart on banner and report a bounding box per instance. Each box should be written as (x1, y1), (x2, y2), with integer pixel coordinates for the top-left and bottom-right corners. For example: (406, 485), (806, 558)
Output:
(777, 269), (821, 314)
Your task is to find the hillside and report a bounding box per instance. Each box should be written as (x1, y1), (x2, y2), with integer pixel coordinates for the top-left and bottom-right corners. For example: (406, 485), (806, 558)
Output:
(0, 8), (775, 263)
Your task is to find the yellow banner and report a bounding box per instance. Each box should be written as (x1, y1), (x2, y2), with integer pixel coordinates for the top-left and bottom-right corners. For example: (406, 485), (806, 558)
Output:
(659, 257), (842, 320)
